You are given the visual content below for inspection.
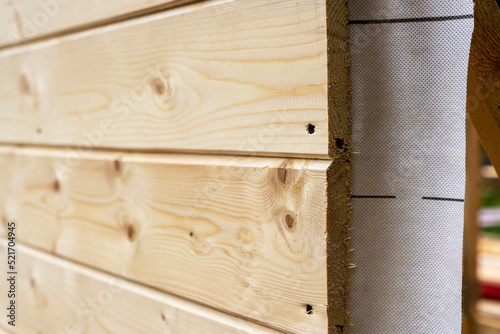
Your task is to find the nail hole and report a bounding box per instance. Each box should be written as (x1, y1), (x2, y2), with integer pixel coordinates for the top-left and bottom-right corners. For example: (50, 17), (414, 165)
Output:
(307, 123), (315, 134)
(189, 231), (194, 237)
(151, 78), (165, 95)
(285, 214), (295, 230)
(306, 304), (313, 315)
(161, 313), (166, 321)
(36, 128), (42, 134)
(335, 138), (344, 150)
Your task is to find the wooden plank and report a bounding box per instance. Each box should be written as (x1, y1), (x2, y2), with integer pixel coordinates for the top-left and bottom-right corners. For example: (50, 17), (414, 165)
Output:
(467, 0), (500, 175)
(0, 243), (285, 334)
(0, 2), (19, 48)
(0, 0), (196, 48)
(462, 116), (482, 334)
(0, 146), (330, 333)
(0, 0), (331, 158)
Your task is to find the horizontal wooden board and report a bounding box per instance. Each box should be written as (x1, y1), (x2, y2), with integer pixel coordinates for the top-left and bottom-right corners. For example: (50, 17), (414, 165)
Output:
(0, 146), (330, 333)
(0, 0), (194, 48)
(0, 243), (285, 334)
(0, 0), (329, 158)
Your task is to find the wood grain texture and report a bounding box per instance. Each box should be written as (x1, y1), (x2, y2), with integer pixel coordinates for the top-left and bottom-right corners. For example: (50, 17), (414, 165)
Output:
(468, 0), (500, 174)
(0, 0), (197, 48)
(462, 116), (482, 334)
(0, 146), (331, 333)
(325, 0), (350, 333)
(0, 1), (19, 48)
(0, 0), (330, 158)
(0, 243), (285, 334)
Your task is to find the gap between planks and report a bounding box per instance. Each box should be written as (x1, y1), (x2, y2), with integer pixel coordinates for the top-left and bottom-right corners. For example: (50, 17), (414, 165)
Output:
(0, 142), (328, 160)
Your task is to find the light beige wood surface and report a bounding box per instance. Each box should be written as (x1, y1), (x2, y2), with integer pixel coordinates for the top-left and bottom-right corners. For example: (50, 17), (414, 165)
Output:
(0, 0), (201, 48)
(468, 0), (500, 174)
(0, 243), (285, 334)
(0, 1), (18, 48)
(0, 146), (330, 333)
(0, 0), (329, 158)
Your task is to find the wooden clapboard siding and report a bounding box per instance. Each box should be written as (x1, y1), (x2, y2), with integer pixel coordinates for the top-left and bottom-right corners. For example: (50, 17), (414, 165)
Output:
(0, 243), (285, 334)
(0, 0), (198, 48)
(0, 0), (329, 158)
(0, 146), (330, 333)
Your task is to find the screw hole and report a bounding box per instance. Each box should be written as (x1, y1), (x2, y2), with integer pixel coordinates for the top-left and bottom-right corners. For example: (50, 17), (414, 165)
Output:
(306, 304), (313, 315)
(335, 138), (345, 150)
(307, 123), (315, 134)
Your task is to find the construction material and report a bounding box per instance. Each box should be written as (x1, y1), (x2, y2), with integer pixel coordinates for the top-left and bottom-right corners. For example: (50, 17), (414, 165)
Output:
(0, 243), (284, 334)
(0, 0), (331, 158)
(0, 146), (331, 333)
(0, 0), (352, 332)
(0, 0), (196, 47)
(347, 1), (473, 333)
(468, 0), (500, 174)
(0, 0), (475, 332)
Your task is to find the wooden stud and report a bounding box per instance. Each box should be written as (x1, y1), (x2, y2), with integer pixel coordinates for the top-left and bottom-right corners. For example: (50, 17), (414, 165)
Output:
(467, 0), (500, 174)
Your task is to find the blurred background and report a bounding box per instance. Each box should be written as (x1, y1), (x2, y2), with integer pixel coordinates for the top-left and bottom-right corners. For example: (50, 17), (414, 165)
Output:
(464, 117), (500, 334)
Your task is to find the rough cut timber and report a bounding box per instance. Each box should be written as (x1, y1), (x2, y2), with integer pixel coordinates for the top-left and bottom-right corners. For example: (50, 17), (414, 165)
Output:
(0, 243), (284, 334)
(467, 0), (500, 174)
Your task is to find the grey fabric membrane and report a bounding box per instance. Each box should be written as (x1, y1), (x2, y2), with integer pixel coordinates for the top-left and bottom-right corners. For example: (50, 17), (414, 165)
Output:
(347, 1), (474, 333)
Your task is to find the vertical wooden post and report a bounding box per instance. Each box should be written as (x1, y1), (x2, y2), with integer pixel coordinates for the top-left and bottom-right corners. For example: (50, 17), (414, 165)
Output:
(467, 0), (500, 174)
(462, 116), (482, 334)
